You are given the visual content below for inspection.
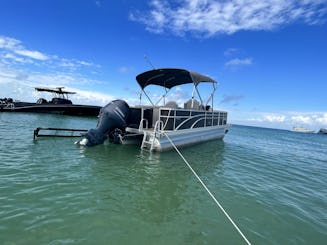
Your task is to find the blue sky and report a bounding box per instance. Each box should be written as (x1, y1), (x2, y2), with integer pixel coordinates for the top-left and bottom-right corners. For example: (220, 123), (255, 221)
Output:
(1, 0), (327, 130)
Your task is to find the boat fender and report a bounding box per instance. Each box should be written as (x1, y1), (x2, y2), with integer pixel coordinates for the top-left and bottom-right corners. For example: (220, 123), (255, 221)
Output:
(77, 100), (130, 146)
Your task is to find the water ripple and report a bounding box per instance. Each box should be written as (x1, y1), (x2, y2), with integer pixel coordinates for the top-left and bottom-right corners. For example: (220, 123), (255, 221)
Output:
(1, 114), (327, 244)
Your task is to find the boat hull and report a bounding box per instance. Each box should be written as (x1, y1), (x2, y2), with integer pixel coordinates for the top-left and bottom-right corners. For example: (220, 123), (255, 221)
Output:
(158, 125), (229, 151)
(0, 103), (101, 116)
(138, 125), (229, 151)
(291, 126), (315, 133)
(318, 128), (327, 134)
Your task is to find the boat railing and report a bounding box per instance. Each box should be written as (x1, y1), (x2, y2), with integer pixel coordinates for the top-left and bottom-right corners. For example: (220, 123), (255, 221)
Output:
(141, 120), (164, 151)
(161, 108), (173, 130)
(7, 103), (15, 109)
(191, 117), (207, 129)
(157, 107), (227, 131)
(153, 120), (164, 139)
(138, 118), (149, 131)
(175, 113), (209, 130)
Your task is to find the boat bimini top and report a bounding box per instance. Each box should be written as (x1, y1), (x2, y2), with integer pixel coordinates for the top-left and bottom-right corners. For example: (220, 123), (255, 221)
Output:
(136, 68), (217, 89)
(136, 68), (218, 108)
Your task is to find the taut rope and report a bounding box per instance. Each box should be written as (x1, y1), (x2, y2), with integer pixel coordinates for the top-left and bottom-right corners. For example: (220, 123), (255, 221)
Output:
(163, 132), (251, 245)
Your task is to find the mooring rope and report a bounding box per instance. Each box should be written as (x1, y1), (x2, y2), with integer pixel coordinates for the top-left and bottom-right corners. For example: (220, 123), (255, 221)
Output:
(163, 132), (251, 245)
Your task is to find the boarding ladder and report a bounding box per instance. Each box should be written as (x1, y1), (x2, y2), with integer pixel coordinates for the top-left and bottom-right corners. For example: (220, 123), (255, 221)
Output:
(141, 120), (163, 151)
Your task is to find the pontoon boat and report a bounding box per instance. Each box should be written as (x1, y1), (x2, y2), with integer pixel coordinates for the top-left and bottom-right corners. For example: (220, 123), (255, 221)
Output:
(77, 68), (230, 151)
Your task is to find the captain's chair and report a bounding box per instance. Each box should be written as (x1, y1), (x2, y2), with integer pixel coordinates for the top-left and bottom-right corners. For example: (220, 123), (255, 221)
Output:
(184, 99), (200, 110)
(165, 101), (178, 108)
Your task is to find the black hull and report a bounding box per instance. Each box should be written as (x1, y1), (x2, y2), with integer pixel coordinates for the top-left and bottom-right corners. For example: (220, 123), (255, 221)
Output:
(318, 128), (327, 134)
(0, 103), (101, 116)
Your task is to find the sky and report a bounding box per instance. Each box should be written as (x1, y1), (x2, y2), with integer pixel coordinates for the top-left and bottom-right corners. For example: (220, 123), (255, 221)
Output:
(0, 0), (327, 130)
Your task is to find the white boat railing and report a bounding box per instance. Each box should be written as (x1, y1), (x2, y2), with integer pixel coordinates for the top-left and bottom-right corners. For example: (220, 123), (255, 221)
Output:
(157, 107), (227, 131)
(153, 120), (164, 136)
(141, 120), (164, 151)
(138, 118), (148, 131)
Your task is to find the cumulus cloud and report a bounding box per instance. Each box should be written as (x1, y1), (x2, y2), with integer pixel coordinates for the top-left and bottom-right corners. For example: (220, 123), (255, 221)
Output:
(0, 65), (111, 106)
(243, 111), (327, 130)
(130, 0), (327, 37)
(264, 115), (286, 123)
(67, 87), (115, 106)
(166, 87), (191, 106)
(14, 49), (48, 61)
(0, 36), (97, 72)
(0, 36), (48, 60)
(225, 58), (253, 69)
(0, 35), (110, 106)
(291, 115), (313, 124)
(248, 113), (286, 123)
(316, 113), (327, 124)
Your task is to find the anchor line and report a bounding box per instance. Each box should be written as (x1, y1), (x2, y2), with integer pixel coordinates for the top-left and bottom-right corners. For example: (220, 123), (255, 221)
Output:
(162, 132), (251, 245)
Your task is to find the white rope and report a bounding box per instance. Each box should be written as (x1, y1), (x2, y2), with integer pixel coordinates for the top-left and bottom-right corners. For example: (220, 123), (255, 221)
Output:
(163, 132), (251, 245)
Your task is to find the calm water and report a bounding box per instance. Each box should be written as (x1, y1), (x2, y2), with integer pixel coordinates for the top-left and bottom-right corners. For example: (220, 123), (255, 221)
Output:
(0, 112), (326, 245)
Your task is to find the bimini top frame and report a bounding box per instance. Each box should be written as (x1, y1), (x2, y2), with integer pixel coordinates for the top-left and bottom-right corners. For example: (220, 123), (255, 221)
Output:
(35, 87), (76, 100)
(136, 68), (218, 108)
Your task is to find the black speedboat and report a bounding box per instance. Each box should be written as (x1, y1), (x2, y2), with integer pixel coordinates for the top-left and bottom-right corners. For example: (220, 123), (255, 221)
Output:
(0, 87), (101, 116)
(318, 128), (327, 134)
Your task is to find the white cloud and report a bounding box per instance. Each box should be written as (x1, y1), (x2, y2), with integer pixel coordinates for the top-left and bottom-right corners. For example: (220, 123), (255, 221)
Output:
(67, 87), (115, 106)
(0, 35), (97, 72)
(224, 48), (239, 57)
(78, 60), (93, 66)
(291, 115), (313, 124)
(264, 115), (286, 123)
(0, 36), (49, 60)
(0, 35), (112, 106)
(225, 58), (252, 68)
(315, 113), (327, 124)
(0, 66), (111, 106)
(0, 36), (20, 50)
(14, 49), (48, 61)
(248, 113), (286, 123)
(166, 87), (190, 106)
(131, 0), (327, 37)
(2, 53), (32, 64)
(233, 110), (327, 130)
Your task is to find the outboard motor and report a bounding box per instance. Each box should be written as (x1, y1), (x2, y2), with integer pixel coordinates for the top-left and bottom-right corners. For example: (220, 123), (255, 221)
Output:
(76, 100), (130, 146)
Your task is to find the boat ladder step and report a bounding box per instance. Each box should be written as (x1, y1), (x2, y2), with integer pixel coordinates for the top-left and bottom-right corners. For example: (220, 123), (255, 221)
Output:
(141, 131), (156, 151)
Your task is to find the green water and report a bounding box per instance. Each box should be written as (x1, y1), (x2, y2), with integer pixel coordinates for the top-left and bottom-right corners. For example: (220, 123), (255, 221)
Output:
(0, 113), (326, 244)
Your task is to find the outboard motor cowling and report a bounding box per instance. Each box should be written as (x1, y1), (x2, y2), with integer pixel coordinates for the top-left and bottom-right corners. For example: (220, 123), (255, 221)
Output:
(77, 100), (130, 146)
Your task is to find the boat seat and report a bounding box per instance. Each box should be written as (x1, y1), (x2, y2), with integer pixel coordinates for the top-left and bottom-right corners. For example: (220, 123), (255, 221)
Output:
(36, 98), (48, 104)
(184, 99), (200, 110)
